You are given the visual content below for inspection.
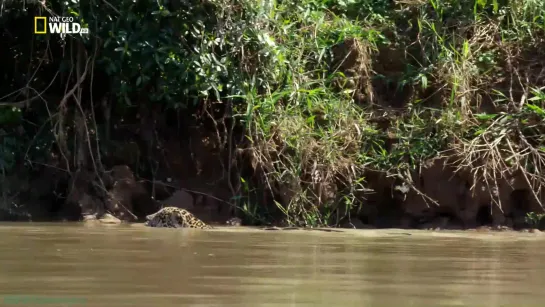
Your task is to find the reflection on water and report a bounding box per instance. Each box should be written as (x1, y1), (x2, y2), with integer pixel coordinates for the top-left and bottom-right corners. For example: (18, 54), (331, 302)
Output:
(0, 224), (544, 306)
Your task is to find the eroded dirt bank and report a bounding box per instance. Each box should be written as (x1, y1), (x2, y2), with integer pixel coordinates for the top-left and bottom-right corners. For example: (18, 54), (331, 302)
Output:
(2, 129), (544, 233)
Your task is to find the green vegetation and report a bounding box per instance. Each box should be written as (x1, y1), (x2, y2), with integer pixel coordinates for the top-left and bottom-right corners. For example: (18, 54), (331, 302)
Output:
(525, 212), (545, 228)
(0, 0), (544, 226)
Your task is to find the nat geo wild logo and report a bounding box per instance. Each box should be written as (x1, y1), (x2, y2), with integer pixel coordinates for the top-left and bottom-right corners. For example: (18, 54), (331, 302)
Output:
(34, 16), (89, 38)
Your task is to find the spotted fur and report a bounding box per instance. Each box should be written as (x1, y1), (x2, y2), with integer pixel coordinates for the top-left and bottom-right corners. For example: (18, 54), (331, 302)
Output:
(145, 207), (212, 229)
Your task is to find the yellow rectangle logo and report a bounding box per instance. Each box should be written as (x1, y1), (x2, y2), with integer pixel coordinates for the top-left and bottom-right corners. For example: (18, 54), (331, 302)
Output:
(34, 17), (47, 34)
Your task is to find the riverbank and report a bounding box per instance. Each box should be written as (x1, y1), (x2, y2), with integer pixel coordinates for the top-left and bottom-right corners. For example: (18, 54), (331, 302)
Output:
(1, 1), (544, 230)
(1, 160), (545, 232)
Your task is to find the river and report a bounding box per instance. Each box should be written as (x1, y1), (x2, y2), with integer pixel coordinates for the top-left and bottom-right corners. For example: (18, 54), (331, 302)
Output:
(0, 224), (544, 306)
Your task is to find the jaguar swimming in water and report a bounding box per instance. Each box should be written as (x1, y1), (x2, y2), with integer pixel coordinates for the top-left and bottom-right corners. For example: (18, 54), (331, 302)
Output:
(145, 207), (212, 229)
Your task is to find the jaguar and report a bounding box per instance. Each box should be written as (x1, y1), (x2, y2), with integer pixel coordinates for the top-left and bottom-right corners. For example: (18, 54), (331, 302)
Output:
(145, 207), (212, 229)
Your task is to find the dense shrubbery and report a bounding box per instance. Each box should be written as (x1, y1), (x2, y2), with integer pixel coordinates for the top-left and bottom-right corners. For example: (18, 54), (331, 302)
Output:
(0, 0), (544, 225)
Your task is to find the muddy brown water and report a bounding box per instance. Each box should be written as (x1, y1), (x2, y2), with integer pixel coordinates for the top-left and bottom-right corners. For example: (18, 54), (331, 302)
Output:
(0, 224), (544, 307)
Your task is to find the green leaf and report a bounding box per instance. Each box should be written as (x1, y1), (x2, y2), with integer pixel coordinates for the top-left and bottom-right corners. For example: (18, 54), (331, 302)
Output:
(525, 104), (545, 117)
(474, 113), (496, 120)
